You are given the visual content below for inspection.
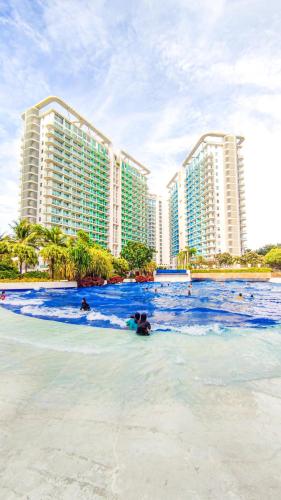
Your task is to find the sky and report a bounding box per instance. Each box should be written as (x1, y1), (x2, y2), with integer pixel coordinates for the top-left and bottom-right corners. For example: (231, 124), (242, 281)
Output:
(0, 0), (280, 249)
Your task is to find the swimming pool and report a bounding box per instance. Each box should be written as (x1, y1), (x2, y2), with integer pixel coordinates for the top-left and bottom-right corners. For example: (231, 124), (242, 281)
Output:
(1, 283), (281, 498)
(2, 280), (281, 333)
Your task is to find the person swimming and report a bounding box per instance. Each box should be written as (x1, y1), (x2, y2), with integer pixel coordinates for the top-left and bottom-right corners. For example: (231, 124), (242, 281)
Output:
(187, 284), (192, 296)
(80, 298), (91, 311)
(0, 290), (6, 301)
(126, 312), (140, 331)
(136, 313), (151, 336)
(236, 293), (243, 300)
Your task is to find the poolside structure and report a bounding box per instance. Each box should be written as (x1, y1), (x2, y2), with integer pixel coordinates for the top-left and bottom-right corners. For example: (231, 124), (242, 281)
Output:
(168, 132), (247, 263)
(19, 96), (150, 256)
(154, 269), (191, 282)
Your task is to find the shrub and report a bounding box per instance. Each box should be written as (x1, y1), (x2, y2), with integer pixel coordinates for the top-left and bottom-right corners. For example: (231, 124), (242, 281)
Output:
(0, 263), (17, 272)
(265, 248), (281, 269)
(78, 276), (105, 287)
(0, 269), (20, 279)
(21, 270), (49, 279)
(135, 274), (154, 282)
(108, 275), (124, 284)
(191, 268), (271, 273)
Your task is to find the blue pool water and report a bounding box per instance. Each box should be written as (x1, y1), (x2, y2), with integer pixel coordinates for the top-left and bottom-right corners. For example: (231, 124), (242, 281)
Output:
(2, 280), (281, 333)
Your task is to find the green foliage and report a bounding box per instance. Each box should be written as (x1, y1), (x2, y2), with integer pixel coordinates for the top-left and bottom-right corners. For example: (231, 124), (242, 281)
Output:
(12, 243), (38, 273)
(112, 257), (129, 276)
(177, 247), (197, 269)
(238, 251), (264, 267)
(22, 270), (49, 279)
(0, 269), (20, 279)
(265, 248), (281, 269)
(89, 248), (113, 279)
(215, 252), (234, 267)
(0, 262), (17, 272)
(256, 243), (281, 256)
(68, 242), (92, 280)
(121, 241), (154, 271)
(39, 226), (67, 247)
(143, 261), (157, 274)
(192, 268), (271, 273)
(40, 244), (66, 279)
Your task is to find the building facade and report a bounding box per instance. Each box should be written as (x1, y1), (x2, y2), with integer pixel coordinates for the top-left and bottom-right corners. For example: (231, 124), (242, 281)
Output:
(147, 194), (170, 267)
(168, 133), (246, 261)
(20, 96), (150, 255)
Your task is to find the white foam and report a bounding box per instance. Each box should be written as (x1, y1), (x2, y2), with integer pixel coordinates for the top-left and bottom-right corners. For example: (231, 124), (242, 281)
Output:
(21, 305), (82, 319)
(6, 298), (45, 306)
(153, 322), (223, 336)
(87, 310), (125, 328)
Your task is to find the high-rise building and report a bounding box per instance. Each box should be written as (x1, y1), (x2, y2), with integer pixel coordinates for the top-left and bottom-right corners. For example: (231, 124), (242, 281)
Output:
(155, 196), (170, 267)
(147, 194), (170, 266)
(20, 96), (149, 256)
(147, 194), (157, 251)
(168, 133), (246, 261)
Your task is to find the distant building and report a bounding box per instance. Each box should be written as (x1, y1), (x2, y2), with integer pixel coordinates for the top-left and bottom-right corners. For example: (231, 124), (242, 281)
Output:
(20, 96), (149, 256)
(168, 133), (246, 261)
(147, 194), (170, 267)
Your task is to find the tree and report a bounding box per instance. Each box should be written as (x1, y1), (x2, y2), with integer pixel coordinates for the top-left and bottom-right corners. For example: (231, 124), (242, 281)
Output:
(13, 244), (38, 272)
(194, 255), (208, 268)
(9, 219), (39, 273)
(90, 248), (113, 279)
(112, 257), (129, 276)
(68, 241), (92, 280)
(239, 251), (264, 267)
(120, 241), (154, 271)
(40, 244), (66, 280)
(256, 243), (281, 256)
(39, 226), (67, 247)
(143, 261), (157, 274)
(215, 252), (234, 267)
(265, 248), (281, 269)
(38, 227), (67, 279)
(177, 247), (197, 269)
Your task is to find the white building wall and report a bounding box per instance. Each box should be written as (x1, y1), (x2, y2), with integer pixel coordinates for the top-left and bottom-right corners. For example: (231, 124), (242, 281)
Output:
(155, 196), (170, 267)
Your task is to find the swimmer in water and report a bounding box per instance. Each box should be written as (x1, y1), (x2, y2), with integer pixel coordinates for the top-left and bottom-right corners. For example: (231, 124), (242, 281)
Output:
(126, 312), (140, 331)
(0, 290), (6, 301)
(236, 293), (243, 300)
(136, 313), (151, 336)
(187, 284), (192, 296)
(80, 298), (91, 311)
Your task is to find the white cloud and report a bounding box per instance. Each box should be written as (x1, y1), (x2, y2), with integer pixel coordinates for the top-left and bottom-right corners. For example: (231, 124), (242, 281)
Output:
(0, 0), (280, 248)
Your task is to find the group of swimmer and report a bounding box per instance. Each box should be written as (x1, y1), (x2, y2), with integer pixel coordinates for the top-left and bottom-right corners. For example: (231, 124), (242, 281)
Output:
(126, 312), (151, 336)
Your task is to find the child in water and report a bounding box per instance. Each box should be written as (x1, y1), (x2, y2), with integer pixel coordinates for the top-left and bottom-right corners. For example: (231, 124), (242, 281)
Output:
(126, 312), (140, 331)
(80, 298), (91, 311)
(0, 290), (6, 301)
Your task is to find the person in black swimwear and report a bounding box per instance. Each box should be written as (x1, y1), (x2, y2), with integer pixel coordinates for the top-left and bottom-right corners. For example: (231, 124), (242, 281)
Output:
(80, 298), (91, 311)
(136, 313), (151, 336)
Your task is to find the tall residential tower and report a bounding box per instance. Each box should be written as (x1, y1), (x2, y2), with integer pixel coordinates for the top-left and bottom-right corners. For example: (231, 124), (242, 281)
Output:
(168, 133), (246, 261)
(20, 96), (149, 255)
(147, 194), (171, 267)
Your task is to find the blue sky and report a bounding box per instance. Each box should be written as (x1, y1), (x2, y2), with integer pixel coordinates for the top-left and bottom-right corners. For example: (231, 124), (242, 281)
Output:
(0, 0), (280, 248)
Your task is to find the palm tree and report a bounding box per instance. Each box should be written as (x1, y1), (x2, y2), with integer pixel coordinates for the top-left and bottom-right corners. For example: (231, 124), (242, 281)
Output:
(39, 227), (67, 279)
(177, 247), (197, 269)
(9, 219), (39, 273)
(68, 241), (92, 281)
